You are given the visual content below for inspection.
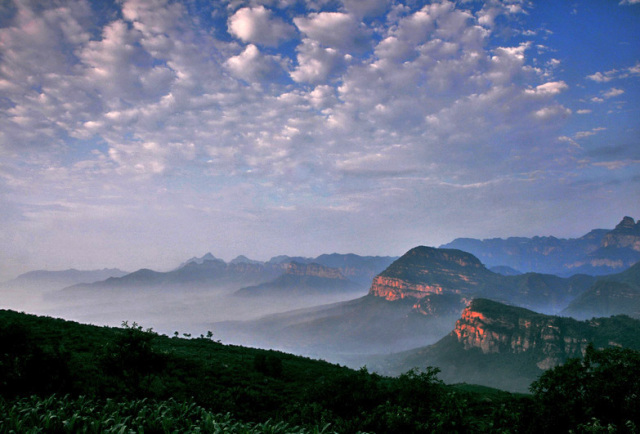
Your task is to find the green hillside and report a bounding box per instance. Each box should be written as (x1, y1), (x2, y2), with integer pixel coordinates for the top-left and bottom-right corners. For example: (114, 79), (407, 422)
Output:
(2, 308), (639, 433)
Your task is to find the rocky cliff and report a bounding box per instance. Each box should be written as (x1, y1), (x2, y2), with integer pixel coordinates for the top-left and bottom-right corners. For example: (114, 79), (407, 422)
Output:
(374, 298), (640, 392)
(453, 299), (591, 369)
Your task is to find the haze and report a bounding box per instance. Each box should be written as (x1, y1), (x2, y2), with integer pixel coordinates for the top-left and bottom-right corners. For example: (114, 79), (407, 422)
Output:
(1, 0), (639, 282)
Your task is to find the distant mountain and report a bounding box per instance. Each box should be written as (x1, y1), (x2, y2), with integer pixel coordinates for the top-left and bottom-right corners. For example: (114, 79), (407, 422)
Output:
(489, 266), (522, 276)
(441, 216), (640, 276)
(65, 258), (283, 292)
(63, 252), (395, 294)
(373, 298), (640, 392)
(2, 268), (129, 291)
(265, 253), (397, 286)
(235, 262), (362, 297)
(561, 261), (640, 320)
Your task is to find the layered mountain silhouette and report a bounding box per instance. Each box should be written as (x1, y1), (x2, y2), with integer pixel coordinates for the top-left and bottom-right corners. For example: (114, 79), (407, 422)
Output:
(63, 253), (396, 294)
(441, 216), (640, 276)
(214, 246), (600, 359)
(371, 298), (640, 392)
(561, 261), (640, 319)
(235, 262), (362, 297)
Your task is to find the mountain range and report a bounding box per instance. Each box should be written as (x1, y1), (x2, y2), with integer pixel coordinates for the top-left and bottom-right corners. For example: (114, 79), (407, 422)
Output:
(4, 216), (640, 393)
(441, 216), (640, 276)
(64, 253), (397, 295)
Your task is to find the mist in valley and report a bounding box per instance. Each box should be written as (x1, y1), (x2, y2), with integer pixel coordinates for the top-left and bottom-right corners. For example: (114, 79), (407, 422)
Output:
(0, 278), (369, 346)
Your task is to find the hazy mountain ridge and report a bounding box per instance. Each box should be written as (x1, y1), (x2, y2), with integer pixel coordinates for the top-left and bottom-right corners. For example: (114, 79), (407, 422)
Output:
(561, 261), (640, 319)
(1, 268), (129, 291)
(235, 261), (363, 297)
(441, 216), (640, 276)
(372, 298), (640, 392)
(63, 252), (396, 294)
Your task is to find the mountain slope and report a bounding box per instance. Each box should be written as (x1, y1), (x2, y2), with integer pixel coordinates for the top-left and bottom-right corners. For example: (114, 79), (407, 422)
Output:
(561, 261), (640, 319)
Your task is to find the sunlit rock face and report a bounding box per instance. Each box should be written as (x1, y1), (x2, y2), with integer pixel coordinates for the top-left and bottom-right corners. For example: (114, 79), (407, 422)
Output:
(368, 246), (494, 301)
(453, 299), (590, 369)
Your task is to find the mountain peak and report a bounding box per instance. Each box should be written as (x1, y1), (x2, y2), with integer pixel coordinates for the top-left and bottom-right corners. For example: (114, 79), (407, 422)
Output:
(613, 216), (639, 233)
(368, 246), (492, 300)
(230, 255), (262, 265)
(601, 216), (640, 252)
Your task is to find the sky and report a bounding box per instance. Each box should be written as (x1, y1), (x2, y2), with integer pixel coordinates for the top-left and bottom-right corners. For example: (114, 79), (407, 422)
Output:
(0, 0), (639, 280)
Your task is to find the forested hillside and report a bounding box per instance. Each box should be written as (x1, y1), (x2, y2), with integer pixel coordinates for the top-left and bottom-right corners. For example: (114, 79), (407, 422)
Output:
(1, 309), (639, 432)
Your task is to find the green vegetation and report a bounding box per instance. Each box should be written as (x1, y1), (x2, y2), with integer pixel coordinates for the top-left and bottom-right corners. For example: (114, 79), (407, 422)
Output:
(1, 309), (638, 433)
(530, 344), (640, 433)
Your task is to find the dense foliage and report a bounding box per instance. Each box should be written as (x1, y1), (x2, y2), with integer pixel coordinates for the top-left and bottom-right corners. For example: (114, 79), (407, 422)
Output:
(1, 309), (638, 433)
(530, 345), (640, 433)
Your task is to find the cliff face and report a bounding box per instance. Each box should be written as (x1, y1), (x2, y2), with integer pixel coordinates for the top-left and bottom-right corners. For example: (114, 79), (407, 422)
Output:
(453, 299), (592, 369)
(369, 276), (445, 300)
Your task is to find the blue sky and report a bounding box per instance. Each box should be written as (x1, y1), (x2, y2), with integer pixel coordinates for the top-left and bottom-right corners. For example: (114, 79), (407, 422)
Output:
(0, 0), (638, 279)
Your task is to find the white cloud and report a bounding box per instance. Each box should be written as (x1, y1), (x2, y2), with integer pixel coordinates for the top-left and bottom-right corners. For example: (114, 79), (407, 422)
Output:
(525, 81), (569, 95)
(533, 105), (571, 120)
(587, 71), (614, 82)
(603, 87), (625, 98)
(228, 6), (296, 47)
(290, 39), (348, 83)
(294, 11), (371, 52)
(587, 62), (640, 82)
(225, 44), (286, 82)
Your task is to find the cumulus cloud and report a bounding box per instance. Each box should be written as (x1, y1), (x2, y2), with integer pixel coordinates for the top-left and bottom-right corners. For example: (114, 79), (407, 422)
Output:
(294, 11), (371, 52)
(290, 39), (349, 83)
(228, 6), (296, 47)
(225, 44), (286, 82)
(603, 87), (625, 98)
